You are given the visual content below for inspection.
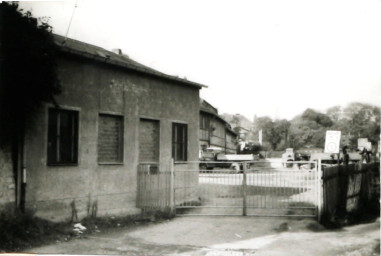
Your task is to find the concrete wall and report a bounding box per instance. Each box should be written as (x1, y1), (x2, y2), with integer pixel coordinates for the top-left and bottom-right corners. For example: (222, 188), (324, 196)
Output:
(0, 146), (15, 214)
(24, 55), (200, 222)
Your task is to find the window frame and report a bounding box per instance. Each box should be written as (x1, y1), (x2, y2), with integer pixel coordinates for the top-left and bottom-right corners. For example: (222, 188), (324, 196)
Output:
(199, 114), (210, 131)
(47, 108), (79, 166)
(172, 122), (188, 162)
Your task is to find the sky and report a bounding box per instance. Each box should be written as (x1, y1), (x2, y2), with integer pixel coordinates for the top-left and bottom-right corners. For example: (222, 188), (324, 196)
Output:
(18, 0), (381, 121)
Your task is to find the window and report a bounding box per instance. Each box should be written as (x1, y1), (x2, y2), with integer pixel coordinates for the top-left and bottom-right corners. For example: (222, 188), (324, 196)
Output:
(199, 115), (210, 130)
(98, 114), (124, 163)
(47, 108), (79, 165)
(213, 122), (225, 138)
(172, 123), (187, 161)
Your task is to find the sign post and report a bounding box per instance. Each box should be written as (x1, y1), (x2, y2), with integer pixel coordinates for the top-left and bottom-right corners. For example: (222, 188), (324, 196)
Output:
(258, 129), (262, 146)
(324, 130), (341, 154)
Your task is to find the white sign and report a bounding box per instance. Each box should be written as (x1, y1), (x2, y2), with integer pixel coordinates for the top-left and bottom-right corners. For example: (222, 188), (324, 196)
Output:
(324, 130), (341, 153)
(358, 138), (372, 150)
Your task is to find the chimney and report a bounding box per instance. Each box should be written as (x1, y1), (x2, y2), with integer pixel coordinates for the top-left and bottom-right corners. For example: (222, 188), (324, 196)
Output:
(112, 48), (123, 55)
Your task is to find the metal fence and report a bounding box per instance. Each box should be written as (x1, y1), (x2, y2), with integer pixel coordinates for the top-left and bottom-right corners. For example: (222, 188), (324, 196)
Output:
(136, 162), (173, 212)
(174, 159), (321, 217)
(137, 159), (322, 217)
(137, 159), (379, 220)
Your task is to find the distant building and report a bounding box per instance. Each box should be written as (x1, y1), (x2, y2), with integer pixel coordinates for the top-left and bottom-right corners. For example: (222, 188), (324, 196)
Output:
(220, 113), (253, 142)
(199, 99), (237, 154)
(235, 126), (250, 142)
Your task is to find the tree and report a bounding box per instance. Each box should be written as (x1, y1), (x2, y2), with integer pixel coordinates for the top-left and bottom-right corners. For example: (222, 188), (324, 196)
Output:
(330, 102), (380, 149)
(288, 109), (333, 149)
(0, 2), (61, 211)
(326, 105), (342, 123)
(301, 108), (333, 127)
(252, 117), (289, 150)
(274, 119), (291, 150)
(231, 115), (241, 128)
(0, 2), (61, 148)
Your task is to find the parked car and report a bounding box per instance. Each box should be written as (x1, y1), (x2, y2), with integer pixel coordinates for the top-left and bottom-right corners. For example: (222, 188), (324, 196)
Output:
(282, 148), (295, 168)
(199, 147), (231, 170)
(199, 147), (256, 172)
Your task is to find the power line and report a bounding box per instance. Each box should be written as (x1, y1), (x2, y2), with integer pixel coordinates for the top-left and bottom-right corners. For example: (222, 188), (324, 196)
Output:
(63, 0), (78, 44)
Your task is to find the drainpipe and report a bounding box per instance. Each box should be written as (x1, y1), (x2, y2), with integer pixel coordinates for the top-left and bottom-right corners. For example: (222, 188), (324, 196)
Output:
(21, 132), (27, 212)
(15, 128), (26, 212)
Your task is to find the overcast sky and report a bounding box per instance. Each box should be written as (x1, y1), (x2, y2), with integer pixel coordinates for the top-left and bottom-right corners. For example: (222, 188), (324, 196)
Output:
(19, 0), (381, 121)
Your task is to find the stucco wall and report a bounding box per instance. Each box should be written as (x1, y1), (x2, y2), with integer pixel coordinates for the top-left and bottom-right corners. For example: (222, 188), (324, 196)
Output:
(24, 55), (200, 222)
(0, 146), (15, 214)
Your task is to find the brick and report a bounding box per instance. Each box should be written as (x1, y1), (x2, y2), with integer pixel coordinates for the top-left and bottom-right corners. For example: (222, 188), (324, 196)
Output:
(139, 120), (159, 162)
(98, 115), (123, 162)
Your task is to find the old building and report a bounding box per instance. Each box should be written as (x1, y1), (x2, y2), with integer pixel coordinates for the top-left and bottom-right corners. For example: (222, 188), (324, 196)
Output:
(4, 35), (206, 221)
(199, 99), (237, 154)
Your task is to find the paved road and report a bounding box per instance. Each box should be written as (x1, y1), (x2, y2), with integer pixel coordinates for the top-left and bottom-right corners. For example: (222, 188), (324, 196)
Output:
(26, 216), (379, 256)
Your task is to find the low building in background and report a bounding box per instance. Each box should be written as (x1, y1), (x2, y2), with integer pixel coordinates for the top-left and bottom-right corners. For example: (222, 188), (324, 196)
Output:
(199, 99), (237, 154)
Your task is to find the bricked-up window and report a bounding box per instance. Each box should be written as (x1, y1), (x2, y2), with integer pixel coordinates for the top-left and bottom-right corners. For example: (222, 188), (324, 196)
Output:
(98, 114), (124, 163)
(172, 123), (187, 161)
(139, 119), (159, 162)
(47, 108), (79, 165)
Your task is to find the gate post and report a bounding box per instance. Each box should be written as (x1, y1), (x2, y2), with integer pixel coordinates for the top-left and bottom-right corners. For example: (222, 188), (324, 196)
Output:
(170, 158), (175, 216)
(317, 159), (323, 222)
(242, 162), (247, 216)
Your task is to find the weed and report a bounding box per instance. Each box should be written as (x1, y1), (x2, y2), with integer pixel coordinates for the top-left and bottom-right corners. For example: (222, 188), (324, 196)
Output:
(0, 210), (174, 252)
(0, 210), (74, 252)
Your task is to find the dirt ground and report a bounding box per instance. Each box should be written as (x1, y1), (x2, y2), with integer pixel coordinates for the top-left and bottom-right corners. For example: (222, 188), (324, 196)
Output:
(23, 216), (380, 256)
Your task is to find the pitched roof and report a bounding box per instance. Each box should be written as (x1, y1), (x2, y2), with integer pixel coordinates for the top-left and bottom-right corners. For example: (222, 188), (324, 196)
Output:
(199, 98), (237, 136)
(53, 34), (207, 89)
(200, 98), (218, 115)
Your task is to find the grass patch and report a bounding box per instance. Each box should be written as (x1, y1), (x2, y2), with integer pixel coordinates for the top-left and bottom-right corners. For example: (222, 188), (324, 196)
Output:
(0, 210), (75, 252)
(0, 209), (174, 253)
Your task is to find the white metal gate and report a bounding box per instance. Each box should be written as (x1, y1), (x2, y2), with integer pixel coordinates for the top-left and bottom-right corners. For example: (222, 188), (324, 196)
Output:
(175, 159), (322, 217)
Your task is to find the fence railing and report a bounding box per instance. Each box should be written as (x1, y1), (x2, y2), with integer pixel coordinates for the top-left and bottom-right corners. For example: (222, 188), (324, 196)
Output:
(137, 159), (380, 221)
(136, 162), (174, 213)
(137, 159), (323, 217)
(176, 160), (321, 217)
(321, 162), (380, 222)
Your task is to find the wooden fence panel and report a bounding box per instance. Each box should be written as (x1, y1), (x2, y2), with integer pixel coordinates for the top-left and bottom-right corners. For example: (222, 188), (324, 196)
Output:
(322, 162), (380, 221)
(322, 165), (341, 218)
(345, 164), (362, 212)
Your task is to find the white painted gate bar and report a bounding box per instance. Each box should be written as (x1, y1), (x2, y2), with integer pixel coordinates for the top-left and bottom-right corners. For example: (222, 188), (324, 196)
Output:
(174, 159), (321, 218)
